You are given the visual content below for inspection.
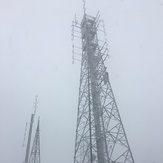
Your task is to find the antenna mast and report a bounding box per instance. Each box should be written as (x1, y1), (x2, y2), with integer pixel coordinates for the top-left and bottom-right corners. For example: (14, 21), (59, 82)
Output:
(72, 3), (135, 163)
(28, 118), (41, 163)
(24, 96), (38, 163)
(83, 0), (86, 15)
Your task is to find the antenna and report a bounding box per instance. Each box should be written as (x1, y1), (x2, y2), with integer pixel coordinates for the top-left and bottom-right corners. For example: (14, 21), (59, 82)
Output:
(22, 123), (28, 147)
(82, 0), (86, 15)
(34, 95), (38, 116)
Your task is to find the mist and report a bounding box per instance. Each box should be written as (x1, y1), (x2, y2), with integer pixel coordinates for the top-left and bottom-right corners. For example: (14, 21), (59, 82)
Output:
(0, 0), (163, 163)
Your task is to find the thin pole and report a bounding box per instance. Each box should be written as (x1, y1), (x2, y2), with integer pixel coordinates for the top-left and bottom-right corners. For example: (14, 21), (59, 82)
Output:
(82, 0), (86, 15)
(88, 67), (93, 163)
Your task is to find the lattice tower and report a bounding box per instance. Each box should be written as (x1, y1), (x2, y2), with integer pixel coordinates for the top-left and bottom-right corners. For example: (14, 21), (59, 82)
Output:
(72, 12), (135, 163)
(28, 119), (40, 163)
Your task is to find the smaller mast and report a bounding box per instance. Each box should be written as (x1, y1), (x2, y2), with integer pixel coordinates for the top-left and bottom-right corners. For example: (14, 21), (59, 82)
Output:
(28, 118), (41, 163)
(24, 95), (38, 163)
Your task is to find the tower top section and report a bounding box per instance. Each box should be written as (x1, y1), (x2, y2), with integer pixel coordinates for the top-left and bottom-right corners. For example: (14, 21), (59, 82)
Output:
(71, 11), (109, 64)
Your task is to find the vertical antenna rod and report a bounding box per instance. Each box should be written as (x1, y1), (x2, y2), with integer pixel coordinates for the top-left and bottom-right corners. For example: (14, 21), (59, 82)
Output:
(83, 0), (86, 15)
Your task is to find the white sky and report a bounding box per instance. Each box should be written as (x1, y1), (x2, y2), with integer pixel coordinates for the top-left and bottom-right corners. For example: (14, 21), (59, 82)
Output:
(0, 0), (163, 163)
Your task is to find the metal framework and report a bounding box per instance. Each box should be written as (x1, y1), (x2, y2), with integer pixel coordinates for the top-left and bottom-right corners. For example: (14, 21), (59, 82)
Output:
(72, 12), (135, 163)
(23, 96), (38, 163)
(28, 119), (41, 163)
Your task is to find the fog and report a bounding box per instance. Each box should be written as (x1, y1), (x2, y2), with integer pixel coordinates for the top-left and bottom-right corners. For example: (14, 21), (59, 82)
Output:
(0, 0), (163, 163)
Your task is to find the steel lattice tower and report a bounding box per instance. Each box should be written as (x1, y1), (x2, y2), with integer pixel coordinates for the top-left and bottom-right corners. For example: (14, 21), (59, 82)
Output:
(23, 96), (38, 163)
(28, 119), (41, 163)
(72, 10), (135, 163)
